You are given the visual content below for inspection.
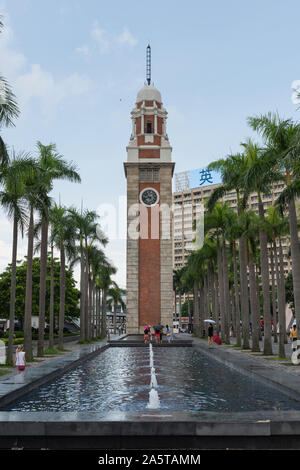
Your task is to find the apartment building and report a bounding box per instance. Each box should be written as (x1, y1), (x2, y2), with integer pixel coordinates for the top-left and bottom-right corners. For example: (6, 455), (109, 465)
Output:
(172, 168), (291, 277)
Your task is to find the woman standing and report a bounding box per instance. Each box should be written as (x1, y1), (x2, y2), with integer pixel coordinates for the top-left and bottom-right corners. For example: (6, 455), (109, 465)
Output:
(14, 344), (26, 372)
(165, 325), (173, 344)
(208, 323), (214, 348)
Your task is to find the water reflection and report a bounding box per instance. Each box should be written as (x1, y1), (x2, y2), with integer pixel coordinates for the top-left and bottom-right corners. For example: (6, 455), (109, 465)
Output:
(5, 348), (300, 412)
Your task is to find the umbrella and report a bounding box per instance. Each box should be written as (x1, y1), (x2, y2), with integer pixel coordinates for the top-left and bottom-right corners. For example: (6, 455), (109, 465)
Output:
(153, 324), (164, 331)
(204, 319), (216, 324)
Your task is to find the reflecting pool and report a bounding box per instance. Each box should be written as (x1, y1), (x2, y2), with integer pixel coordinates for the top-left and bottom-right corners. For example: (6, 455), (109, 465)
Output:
(5, 347), (300, 412)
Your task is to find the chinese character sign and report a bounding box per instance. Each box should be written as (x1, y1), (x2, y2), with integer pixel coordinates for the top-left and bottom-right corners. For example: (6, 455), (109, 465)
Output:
(189, 168), (222, 189)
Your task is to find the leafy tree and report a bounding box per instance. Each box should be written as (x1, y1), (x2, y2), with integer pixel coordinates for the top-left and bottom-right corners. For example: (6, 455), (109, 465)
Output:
(286, 272), (295, 314)
(182, 299), (194, 317)
(0, 257), (80, 325)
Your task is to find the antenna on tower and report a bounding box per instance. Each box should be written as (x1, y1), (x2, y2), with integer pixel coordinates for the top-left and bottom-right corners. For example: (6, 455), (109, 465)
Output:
(146, 44), (151, 86)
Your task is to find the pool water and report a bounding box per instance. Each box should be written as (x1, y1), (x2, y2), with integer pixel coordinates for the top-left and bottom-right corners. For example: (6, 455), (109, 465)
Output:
(5, 347), (300, 412)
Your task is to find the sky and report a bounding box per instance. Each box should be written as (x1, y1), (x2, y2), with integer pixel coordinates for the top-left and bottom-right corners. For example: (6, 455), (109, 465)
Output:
(1, 0), (300, 288)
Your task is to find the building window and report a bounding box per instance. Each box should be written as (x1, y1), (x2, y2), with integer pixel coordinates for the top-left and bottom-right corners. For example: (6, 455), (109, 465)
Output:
(139, 168), (159, 182)
(146, 122), (152, 133)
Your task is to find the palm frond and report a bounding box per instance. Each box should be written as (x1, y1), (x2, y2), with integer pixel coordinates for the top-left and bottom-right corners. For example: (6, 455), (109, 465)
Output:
(0, 75), (20, 128)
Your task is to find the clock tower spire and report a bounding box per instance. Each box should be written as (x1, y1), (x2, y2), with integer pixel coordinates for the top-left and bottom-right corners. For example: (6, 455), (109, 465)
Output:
(124, 46), (175, 334)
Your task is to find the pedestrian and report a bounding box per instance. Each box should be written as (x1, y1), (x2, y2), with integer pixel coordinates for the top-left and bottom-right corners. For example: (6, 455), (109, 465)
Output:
(14, 344), (26, 372)
(290, 324), (297, 353)
(208, 323), (214, 348)
(144, 325), (150, 344)
(165, 324), (173, 344)
(159, 324), (164, 344)
(154, 328), (160, 344)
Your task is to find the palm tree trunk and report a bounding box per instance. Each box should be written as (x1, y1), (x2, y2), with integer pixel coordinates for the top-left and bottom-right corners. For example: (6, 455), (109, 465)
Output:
(193, 279), (199, 336)
(232, 241), (241, 346)
(7, 213), (18, 365)
(222, 239), (230, 344)
(256, 266), (262, 341)
(203, 275), (207, 320)
(214, 272), (220, 333)
(217, 238), (225, 341)
(37, 217), (48, 356)
(231, 290), (235, 337)
(274, 237), (286, 358)
(239, 236), (250, 349)
(49, 243), (54, 350)
(58, 239), (65, 350)
(199, 286), (204, 337)
(93, 282), (97, 337)
(178, 291), (182, 330)
(288, 198), (300, 344)
(96, 288), (100, 337)
(209, 265), (216, 324)
(249, 248), (260, 352)
(101, 288), (107, 335)
(258, 200), (273, 355)
(84, 245), (89, 340)
(88, 276), (93, 338)
(270, 242), (278, 343)
(80, 243), (85, 342)
(24, 206), (34, 361)
(113, 301), (117, 335)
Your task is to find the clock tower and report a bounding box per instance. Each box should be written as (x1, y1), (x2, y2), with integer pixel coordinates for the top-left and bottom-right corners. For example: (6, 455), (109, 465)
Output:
(124, 45), (175, 334)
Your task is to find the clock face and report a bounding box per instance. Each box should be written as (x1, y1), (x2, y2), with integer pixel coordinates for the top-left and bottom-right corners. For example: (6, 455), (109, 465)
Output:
(140, 188), (159, 207)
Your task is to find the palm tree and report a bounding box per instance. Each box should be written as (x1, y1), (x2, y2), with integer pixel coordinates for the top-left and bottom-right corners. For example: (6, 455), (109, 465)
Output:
(23, 160), (48, 361)
(49, 204), (77, 350)
(184, 251), (203, 336)
(36, 142), (81, 356)
(248, 113), (300, 345)
(243, 138), (282, 355)
(87, 245), (108, 338)
(265, 205), (290, 358)
(204, 203), (234, 343)
(97, 263), (117, 336)
(239, 210), (261, 352)
(173, 268), (185, 330)
(68, 207), (108, 341)
(208, 153), (251, 349)
(0, 153), (33, 364)
(225, 213), (242, 345)
(107, 283), (126, 334)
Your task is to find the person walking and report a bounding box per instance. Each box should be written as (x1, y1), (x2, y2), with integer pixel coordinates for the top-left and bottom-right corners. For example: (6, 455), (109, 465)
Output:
(290, 324), (297, 354)
(14, 344), (26, 372)
(159, 324), (164, 344)
(154, 327), (161, 344)
(144, 325), (150, 344)
(165, 325), (173, 344)
(208, 323), (214, 348)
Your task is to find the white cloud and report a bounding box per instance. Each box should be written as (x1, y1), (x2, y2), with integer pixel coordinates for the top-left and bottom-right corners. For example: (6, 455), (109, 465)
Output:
(91, 23), (110, 54)
(87, 22), (137, 55)
(0, 8), (26, 79)
(14, 64), (92, 118)
(0, 5), (92, 119)
(75, 45), (91, 57)
(117, 28), (137, 47)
